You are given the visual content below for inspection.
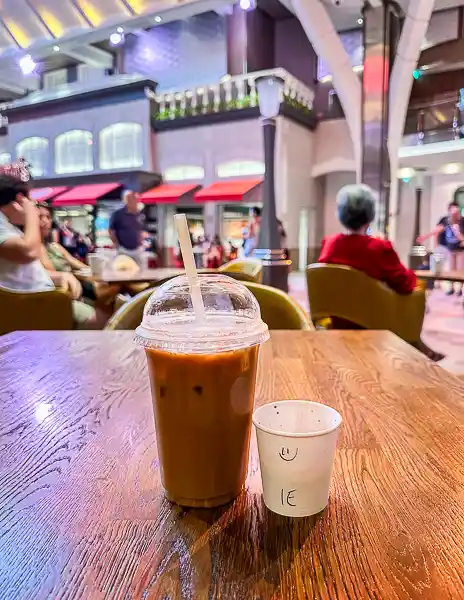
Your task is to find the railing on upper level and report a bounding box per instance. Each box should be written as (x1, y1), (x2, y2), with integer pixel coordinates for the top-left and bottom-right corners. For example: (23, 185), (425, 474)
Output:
(403, 92), (463, 146)
(150, 68), (315, 122)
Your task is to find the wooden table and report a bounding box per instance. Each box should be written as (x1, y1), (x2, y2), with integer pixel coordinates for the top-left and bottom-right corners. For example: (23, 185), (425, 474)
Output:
(1, 330), (463, 599)
(75, 267), (185, 285)
(415, 269), (464, 283)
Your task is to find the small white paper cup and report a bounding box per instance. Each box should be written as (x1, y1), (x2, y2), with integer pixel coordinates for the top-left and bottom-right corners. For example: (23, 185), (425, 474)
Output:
(253, 400), (342, 517)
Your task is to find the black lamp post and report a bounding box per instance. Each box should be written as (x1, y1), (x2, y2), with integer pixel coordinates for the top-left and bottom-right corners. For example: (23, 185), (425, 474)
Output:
(252, 75), (290, 292)
(409, 169), (427, 269)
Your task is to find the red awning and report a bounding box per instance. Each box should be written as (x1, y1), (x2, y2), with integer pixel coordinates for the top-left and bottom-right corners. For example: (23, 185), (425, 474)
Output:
(141, 183), (201, 204)
(30, 187), (68, 203)
(194, 179), (263, 202)
(52, 183), (121, 206)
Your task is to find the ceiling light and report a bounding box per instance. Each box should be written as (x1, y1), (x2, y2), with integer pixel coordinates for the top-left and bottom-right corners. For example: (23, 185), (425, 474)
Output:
(442, 163), (462, 175)
(357, 18), (363, 25)
(19, 54), (36, 75)
(397, 167), (415, 180)
(109, 31), (124, 46)
(154, 15), (162, 23)
(116, 26), (124, 33)
(240, 0), (255, 10)
(52, 45), (60, 52)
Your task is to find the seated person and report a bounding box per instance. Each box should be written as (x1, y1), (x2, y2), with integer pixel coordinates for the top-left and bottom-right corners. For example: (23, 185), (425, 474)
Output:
(318, 183), (443, 361)
(206, 235), (225, 269)
(0, 174), (98, 329)
(319, 184), (417, 294)
(38, 205), (118, 306)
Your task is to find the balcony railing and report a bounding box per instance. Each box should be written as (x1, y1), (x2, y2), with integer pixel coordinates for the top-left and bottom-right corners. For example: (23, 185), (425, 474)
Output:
(403, 92), (463, 145)
(150, 68), (315, 122)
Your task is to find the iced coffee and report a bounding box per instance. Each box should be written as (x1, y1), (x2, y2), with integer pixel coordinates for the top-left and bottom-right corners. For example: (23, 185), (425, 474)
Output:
(134, 274), (269, 507)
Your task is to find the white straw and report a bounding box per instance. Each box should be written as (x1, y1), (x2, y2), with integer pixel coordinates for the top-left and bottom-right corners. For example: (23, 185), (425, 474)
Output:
(174, 213), (206, 321)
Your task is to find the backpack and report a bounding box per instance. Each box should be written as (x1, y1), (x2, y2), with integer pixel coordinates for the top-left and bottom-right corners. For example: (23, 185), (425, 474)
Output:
(445, 222), (462, 251)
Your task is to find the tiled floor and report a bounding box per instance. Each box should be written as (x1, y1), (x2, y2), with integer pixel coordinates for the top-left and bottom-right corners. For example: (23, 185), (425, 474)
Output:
(288, 272), (464, 375)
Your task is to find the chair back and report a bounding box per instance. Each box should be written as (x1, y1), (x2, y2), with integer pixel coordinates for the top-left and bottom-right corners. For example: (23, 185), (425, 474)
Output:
(0, 286), (74, 335)
(219, 259), (263, 283)
(106, 288), (152, 331)
(106, 281), (312, 331)
(245, 282), (312, 330)
(306, 263), (425, 343)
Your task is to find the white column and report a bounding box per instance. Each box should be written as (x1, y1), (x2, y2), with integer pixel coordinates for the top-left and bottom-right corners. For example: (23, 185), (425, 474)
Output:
(388, 0), (435, 242)
(291, 0), (362, 181)
(203, 203), (219, 238)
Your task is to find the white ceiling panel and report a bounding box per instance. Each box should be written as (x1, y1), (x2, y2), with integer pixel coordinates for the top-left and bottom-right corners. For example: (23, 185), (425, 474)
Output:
(1, 0), (52, 48)
(28, 0), (89, 37)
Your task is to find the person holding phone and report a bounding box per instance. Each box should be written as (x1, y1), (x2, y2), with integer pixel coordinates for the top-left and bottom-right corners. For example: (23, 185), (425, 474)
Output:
(0, 174), (99, 328)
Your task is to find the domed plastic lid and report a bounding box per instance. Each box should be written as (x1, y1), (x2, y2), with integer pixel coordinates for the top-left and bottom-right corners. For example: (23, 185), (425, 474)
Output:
(134, 274), (269, 354)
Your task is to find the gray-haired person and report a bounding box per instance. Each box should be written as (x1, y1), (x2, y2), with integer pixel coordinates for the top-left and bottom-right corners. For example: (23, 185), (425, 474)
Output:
(109, 190), (143, 265)
(318, 184), (444, 361)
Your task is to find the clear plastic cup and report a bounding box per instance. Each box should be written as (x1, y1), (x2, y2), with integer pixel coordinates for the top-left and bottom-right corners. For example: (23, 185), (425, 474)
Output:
(88, 253), (107, 276)
(134, 274), (269, 507)
(253, 400), (342, 517)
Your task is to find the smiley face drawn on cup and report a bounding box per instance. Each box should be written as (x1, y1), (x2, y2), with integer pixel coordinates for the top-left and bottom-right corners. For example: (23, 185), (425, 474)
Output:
(279, 447), (298, 462)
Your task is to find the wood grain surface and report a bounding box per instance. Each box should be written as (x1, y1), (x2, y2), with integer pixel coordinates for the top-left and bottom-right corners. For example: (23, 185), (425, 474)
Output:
(0, 330), (463, 600)
(415, 269), (464, 283)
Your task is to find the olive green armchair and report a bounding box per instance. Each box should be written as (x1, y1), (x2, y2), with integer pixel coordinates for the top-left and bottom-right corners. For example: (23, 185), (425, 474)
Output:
(219, 259), (263, 283)
(0, 286), (74, 336)
(106, 281), (312, 331)
(306, 263), (426, 344)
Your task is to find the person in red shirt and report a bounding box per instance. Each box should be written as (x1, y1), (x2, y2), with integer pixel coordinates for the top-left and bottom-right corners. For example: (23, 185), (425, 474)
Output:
(318, 184), (444, 361)
(319, 184), (417, 294)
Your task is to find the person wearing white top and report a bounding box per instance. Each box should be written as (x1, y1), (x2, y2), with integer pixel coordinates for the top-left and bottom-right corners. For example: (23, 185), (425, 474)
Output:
(0, 174), (97, 328)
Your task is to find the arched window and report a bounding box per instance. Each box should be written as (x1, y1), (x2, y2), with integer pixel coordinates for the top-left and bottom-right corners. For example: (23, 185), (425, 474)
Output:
(99, 123), (143, 170)
(16, 137), (49, 177)
(163, 165), (205, 181)
(0, 152), (11, 165)
(216, 160), (265, 178)
(55, 130), (93, 174)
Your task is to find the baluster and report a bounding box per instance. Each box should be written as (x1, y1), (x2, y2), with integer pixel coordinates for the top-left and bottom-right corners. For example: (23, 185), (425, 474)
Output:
(237, 78), (245, 102)
(158, 95), (166, 118)
(308, 90), (314, 110)
(224, 79), (232, 109)
(165, 95), (175, 119)
(199, 87), (208, 114)
(297, 85), (306, 109)
(177, 92), (186, 116)
(211, 85), (220, 112)
(249, 78), (257, 106)
(189, 89), (197, 116)
(283, 80), (290, 102)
